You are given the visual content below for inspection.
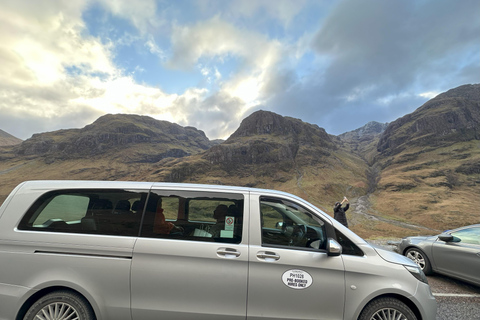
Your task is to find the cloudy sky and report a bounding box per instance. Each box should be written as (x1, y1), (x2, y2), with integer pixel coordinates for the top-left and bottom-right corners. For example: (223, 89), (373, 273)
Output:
(1, 0), (479, 140)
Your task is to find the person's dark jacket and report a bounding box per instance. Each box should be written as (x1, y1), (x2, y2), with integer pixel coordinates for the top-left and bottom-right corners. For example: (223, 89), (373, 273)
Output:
(333, 202), (349, 227)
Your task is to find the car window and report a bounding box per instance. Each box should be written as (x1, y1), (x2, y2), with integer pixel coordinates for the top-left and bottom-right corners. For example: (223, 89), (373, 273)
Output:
(18, 189), (148, 237)
(32, 194), (89, 225)
(450, 227), (480, 245)
(260, 197), (327, 250)
(334, 229), (364, 256)
(140, 190), (244, 244)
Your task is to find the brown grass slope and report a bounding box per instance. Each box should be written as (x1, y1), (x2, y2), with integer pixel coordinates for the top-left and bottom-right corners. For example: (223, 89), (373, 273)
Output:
(0, 114), (215, 200)
(372, 84), (480, 236)
(135, 111), (369, 212)
(1, 84), (480, 240)
(0, 111), (369, 229)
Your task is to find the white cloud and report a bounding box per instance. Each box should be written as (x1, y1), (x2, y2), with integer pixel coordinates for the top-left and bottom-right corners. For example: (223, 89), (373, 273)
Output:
(0, 2), (115, 86)
(167, 16), (280, 71)
(96, 0), (160, 35)
(418, 91), (439, 99)
(167, 15), (283, 112)
(145, 35), (166, 60)
(0, 1), (296, 141)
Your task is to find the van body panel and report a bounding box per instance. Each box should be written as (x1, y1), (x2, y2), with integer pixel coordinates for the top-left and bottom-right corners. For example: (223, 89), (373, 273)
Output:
(131, 239), (249, 319)
(247, 191), (346, 319)
(0, 232), (135, 320)
(0, 181), (437, 320)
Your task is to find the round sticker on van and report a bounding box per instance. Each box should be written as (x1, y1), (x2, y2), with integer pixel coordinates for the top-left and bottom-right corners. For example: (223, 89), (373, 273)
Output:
(282, 269), (313, 289)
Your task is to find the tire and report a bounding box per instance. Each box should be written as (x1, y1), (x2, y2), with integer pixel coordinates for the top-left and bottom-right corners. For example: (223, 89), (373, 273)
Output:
(359, 297), (417, 320)
(405, 247), (432, 275)
(24, 290), (95, 320)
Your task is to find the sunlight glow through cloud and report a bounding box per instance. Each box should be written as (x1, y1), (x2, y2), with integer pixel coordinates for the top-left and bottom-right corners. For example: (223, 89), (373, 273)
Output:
(0, 0), (478, 140)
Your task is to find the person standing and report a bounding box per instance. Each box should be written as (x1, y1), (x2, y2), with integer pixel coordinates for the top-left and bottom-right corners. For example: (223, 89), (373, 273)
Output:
(333, 197), (350, 228)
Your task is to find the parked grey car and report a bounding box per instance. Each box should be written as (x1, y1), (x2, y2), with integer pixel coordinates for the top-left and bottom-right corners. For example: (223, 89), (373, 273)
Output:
(0, 181), (436, 320)
(399, 224), (480, 287)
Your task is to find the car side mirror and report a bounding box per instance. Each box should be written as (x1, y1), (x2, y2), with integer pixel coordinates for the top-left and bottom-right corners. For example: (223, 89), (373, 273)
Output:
(438, 234), (453, 242)
(326, 238), (342, 256)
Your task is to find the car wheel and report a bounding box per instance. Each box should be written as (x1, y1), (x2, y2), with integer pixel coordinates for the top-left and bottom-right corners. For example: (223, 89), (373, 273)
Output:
(359, 297), (417, 320)
(405, 247), (432, 275)
(24, 290), (95, 320)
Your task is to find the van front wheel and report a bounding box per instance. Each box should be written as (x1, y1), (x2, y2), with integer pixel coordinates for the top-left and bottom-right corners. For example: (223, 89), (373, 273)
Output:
(24, 290), (95, 320)
(359, 297), (417, 320)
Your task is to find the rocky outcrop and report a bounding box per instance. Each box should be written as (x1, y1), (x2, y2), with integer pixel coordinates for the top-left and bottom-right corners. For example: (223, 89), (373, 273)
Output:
(377, 84), (480, 156)
(14, 114), (213, 161)
(229, 110), (333, 147)
(339, 121), (388, 142)
(203, 110), (335, 166)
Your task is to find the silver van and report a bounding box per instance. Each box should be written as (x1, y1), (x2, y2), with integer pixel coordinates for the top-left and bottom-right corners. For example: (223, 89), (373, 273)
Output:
(0, 180), (436, 320)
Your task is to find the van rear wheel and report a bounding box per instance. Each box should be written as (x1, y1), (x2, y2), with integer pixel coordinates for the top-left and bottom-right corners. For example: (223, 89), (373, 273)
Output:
(24, 290), (95, 320)
(359, 297), (417, 320)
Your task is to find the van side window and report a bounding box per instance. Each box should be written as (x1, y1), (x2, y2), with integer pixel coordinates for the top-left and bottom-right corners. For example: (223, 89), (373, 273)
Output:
(140, 191), (244, 244)
(18, 189), (148, 237)
(260, 197), (327, 250)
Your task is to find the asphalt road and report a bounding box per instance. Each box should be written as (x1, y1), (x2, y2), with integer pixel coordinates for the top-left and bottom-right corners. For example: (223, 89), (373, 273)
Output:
(428, 274), (480, 320)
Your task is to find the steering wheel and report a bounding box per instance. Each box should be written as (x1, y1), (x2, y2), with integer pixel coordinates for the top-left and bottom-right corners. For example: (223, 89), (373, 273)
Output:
(290, 224), (307, 246)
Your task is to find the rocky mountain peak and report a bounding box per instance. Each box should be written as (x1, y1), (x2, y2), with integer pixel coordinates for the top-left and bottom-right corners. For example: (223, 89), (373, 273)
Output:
(377, 84), (480, 155)
(433, 84), (480, 102)
(339, 121), (388, 141)
(228, 110), (332, 145)
(229, 110), (301, 137)
(203, 111), (335, 167)
(14, 114), (214, 162)
(0, 129), (22, 146)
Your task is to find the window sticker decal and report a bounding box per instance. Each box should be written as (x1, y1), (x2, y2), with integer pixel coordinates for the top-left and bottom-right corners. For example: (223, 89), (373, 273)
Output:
(282, 269), (313, 289)
(225, 216), (235, 231)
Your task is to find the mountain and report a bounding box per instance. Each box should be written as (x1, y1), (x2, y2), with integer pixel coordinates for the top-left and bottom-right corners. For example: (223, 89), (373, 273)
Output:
(372, 84), (480, 231)
(0, 129), (22, 146)
(1, 84), (479, 239)
(148, 111), (368, 206)
(378, 84), (480, 156)
(204, 110), (336, 167)
(339, 121), (388, 165)
(14, 114), (215, 163)
(0, 115), (218, 199)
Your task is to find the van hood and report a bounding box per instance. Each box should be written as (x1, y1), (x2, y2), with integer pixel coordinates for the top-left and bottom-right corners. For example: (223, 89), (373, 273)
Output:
(373, 246), (417, 267)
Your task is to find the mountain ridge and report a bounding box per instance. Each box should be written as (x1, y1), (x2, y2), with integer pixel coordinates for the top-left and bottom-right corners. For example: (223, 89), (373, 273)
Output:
(1, 83), (479, 238)
(13, 114), (217, 163)
(0, 129), (22, 147)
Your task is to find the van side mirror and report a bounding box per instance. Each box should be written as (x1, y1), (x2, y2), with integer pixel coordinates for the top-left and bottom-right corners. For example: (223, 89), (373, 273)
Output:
(326, 238), (342, 256)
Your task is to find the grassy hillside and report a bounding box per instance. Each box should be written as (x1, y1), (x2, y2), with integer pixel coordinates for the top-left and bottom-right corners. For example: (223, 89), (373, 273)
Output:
(1, 86), (479, 241)
(371, 141), (480, 233)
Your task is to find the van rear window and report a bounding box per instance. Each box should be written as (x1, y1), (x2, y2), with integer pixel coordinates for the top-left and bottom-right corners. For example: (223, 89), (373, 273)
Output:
(18, 189), (148, 237)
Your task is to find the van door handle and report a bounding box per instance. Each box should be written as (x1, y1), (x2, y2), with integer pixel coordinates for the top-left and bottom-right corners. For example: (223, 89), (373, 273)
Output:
(257, 251), (280, 261)
(217, 247), (241, 258)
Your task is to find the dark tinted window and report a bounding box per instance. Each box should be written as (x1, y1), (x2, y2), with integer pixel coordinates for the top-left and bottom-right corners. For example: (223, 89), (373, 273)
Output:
(334, 229), (364, 256)
(140, 190), (244, 243)
(19, 189), (148, 237)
